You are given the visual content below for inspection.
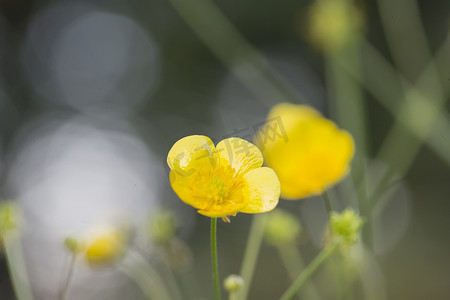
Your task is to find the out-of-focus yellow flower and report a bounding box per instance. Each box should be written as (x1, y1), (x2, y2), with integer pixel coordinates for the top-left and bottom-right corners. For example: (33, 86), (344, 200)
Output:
(83, 225), (127, 266)
(255, 103), (354, 199)
(167, 135), (280, 221)
(307, 0), (363, 52)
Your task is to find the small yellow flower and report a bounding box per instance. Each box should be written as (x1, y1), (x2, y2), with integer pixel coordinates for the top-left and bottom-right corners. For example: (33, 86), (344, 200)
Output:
(83, 225), (127, 266)
(167, 136), (280, 221)
(255, 103), (354, 199)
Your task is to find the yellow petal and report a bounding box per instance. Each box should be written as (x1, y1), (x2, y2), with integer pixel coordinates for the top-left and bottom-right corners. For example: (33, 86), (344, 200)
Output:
(84, 226), (126, 266)
(216, 138), (263, 176)
(167, 135), (218, 176)
(239, 167), (280, 214)
(169, 170), (208, 211)
(197, 208), (241, 218)
(267, 103), (321, 130)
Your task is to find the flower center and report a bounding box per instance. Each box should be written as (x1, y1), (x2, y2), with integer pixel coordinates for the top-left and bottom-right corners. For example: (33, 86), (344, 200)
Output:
(208, 176), (229, 202)
(189, 163), (247, 214)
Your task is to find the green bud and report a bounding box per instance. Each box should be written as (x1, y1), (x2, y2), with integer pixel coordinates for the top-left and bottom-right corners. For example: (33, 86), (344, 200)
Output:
(0, 201), (20, 236)
(148, 210), (176, 245)
(307, 0), (364, 53)
(224, 274), (244, 292)
(329, 209), (364, 245)
(64, 237), (81, 254)
(265, 209), (302, 246)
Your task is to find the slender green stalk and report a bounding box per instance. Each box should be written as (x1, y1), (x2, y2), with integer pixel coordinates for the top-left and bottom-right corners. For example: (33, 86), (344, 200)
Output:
(377, 0), (438, 85)
(279, 241), (340, 300)
(119, 250), (172, 300)
(326, 41), (368, 159)
(228, 291), (239, 300)
(2, 234), (34, 300)
(161, 258), (184, 300)
(337, 40), (450, 247)
(58, 254), (77, 300)
(238, 214), (269, 300)
(322, 190), (333, 218)
(277, 244), (321, 300)
(325, 22), (371, 246)
(211, 218), (221, 300)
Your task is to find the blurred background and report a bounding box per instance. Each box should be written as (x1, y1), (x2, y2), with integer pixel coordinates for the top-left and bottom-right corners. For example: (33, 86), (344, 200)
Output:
(0, 0), (449, 299)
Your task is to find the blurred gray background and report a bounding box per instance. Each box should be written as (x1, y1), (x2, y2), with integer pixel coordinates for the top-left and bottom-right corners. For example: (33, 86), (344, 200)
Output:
(0, 0), (449, 299)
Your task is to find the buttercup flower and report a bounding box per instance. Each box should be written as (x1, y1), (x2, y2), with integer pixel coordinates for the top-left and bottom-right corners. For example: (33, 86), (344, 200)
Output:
(167, 135), (280, 221)
(255, 103), (354, 199)
(83, 225), (127, 266)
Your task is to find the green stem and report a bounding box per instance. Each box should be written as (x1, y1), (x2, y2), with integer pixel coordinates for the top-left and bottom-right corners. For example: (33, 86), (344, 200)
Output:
(238, 214), (269, 300)
(325, 29), (371, 248)
(2, 234), (34, 300)
(211, 218), (221, 300)
(277, 244), (321, 300)
(179, 265), (202, 300)
(321, 190), (333, 218)
(119, 250), (172, 300)
(161, 257), (184, 300)
(279, 241), (340, 300)
(228, 291), (239, 300)
(58, 254), (77, 300)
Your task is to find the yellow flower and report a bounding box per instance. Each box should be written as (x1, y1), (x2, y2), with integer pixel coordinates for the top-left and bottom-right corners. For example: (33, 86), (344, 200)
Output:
(167, 136), (280, 221)
(255, 103), (354, 199)
(83, 225), (127, 266)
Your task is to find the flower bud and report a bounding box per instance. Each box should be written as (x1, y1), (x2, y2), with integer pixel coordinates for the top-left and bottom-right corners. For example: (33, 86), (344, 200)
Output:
(148, 210), (176, 246)
(307, 0), (363, 52)
(265, 209), (302, 246)
(224, 274), (244, 292)
(329, 209), (364, 245)
(0, 201), (20, 236)
(64, 237), (81, 254)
